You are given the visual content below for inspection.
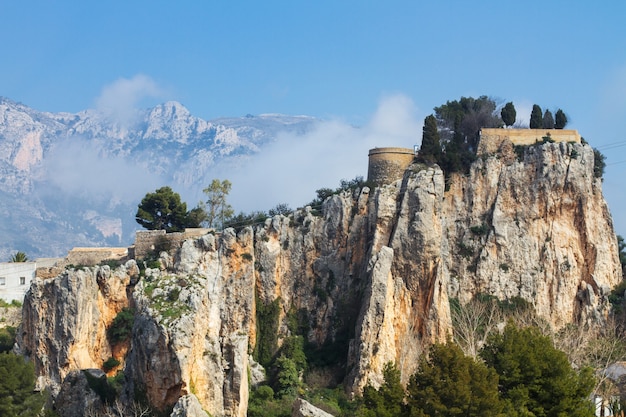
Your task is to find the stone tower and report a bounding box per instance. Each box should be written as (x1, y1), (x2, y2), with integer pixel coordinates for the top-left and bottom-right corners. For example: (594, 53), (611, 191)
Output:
(367, 147), (415, 186)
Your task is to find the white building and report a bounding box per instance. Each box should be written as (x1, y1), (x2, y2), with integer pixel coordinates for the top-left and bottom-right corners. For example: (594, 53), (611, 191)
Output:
(0, 262), (36, 303)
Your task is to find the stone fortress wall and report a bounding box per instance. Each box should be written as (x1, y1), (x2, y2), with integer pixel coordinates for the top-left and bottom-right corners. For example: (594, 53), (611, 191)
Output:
(477, 128), (581, 155)
(129, 228), (212, 260)
(367, 147), (416, 186)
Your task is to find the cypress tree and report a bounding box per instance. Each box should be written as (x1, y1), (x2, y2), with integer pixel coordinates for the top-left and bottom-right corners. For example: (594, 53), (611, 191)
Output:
(419, 114), (441, 164)
(555, 109), (568, 129)
(501, 102), (516, 127)
(530, 104), (543, 128)
(543, 109), (555, 128)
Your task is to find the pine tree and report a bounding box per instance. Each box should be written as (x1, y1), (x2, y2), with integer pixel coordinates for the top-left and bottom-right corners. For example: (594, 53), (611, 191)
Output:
(0, 353), (45, 416)
(480, 323), (595, 417)
(406, 342), (502, 417)
(356, 362), (406, 417)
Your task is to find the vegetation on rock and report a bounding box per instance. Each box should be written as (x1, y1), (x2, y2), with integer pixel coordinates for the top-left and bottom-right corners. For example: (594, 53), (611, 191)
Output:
(135, 186), (204, 232)
(107, 308), (135, 344)
(202, 178), (234, 230)
(0, 353), (46, 416)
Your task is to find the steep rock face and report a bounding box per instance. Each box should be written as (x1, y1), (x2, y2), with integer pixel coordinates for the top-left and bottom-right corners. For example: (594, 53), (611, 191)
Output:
(443, 142), (621, 329)
(16, 141), (622, 416)
(17, 263), (133, 395)
(127, 231), (254, 416)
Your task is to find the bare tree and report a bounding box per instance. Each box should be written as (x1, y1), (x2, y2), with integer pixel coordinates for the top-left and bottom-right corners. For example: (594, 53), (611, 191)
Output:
(450, 298), (501, 358)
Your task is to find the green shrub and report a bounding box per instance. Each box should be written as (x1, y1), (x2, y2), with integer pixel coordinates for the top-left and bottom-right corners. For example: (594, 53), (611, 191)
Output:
(499, 263), (510, 272)
(241, 253), (253, 262)
(100, 259), (121, 269)
(254, 296), (281, 367)
(167, 288), (180, 302)
(107, 308), (134, 344)
(470, 223), (489, 236)
(458, 242), (474, 259)
(0, 326), (17, 352)
(594, 148), (606, 179)
(103, 357), (120, 372)
(0, 300), (22, 308)
(514, 145), (526, 162)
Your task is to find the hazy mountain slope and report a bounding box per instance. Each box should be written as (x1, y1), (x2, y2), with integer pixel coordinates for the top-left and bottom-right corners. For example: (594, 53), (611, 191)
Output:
(0, 97), (317, 259)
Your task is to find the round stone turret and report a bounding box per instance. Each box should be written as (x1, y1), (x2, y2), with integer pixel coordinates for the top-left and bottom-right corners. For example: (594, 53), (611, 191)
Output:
(367, 147), (415, 186)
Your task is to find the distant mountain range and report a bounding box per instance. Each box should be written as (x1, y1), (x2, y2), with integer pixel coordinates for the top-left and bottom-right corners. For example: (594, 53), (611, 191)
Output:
(0, 97), (317, 259)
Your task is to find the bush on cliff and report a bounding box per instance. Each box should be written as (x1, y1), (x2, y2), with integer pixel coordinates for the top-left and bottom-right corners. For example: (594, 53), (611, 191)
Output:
(107, 308), (135, 345)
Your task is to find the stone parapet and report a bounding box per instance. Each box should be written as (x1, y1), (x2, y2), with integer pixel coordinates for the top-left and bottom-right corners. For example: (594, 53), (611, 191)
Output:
(478, 128), (581, 155)
(132, 228), (212, 259)
(65, 247), (128, 267)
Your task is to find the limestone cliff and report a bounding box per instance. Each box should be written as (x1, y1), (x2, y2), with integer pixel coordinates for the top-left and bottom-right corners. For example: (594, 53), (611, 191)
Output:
(16, 140), (621, 416)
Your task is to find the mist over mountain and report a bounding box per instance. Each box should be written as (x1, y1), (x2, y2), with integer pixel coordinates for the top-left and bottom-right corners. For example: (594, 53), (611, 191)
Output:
(0, 97), (318, 259)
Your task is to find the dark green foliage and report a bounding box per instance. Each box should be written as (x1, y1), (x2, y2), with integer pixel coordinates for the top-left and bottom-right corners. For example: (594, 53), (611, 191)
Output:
(185, 205), (208, 228)
(458, 242), (474, 258)
(530, 104), (543, 128)
(434, 96), (502, 151)
(167, 287), (180, 302)
(0, 353), (45, 416)
(406, 342), (503, 417)
(555, 109), (568, 129)
(356, 362), (405, 417)
(241, 252), (253, 262)
(100, 259), (121, 269)
(593, 148), (606, 179)
(542, 109), (555, 128)
(254, 296), (281, 367)
(617, 235), (626, 274)
(312, 188), (334, 206)
(278, 336), (307, 372)
(501, 101), (516, 127)
(308, 176), (375, 208)
(107, 308), (135, 345)
(103, 357), (120, 372)
(470, 223), (489, 236)
(480, 323), (595, 417)
(0, 299), (22, 308)
(268, 203), (292, 216)
(247, 385), (292, 417)
(418, 114), (441, 164)
(273, 356), (300, 398)
(224, 210), (268, 232)
(135, 186), (199, 232)
(0, 326), (16, 352)
(286, 307), (309, 336)
(431, 96), (500, 176)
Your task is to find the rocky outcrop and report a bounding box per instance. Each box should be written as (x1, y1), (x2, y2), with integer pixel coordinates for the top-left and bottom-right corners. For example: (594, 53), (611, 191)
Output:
(17, 141), (622, 416)
(292, 398), (335, 417)
(444, 142), (620, 329)
(170, 394), (209, 417)
(17, 263), (133, 395)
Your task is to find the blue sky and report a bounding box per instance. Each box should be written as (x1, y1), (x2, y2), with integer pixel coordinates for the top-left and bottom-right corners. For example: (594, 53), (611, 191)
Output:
(1, 1), (626, 234)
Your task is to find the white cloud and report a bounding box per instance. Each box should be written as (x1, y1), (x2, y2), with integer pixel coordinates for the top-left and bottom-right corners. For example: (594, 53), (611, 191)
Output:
(94, 74), (163, 125)
(206, 94), (422, 213)
(41, 136), (164, 204)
